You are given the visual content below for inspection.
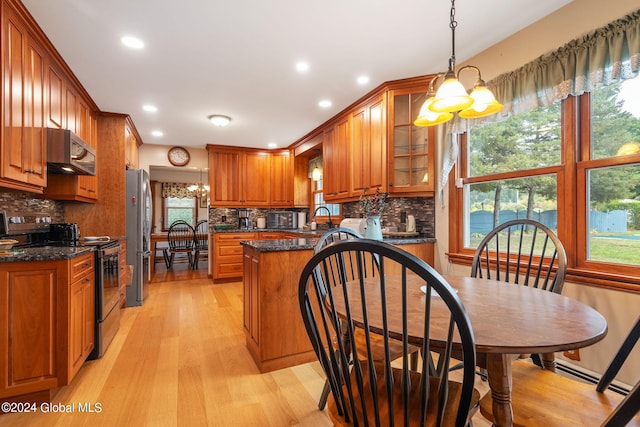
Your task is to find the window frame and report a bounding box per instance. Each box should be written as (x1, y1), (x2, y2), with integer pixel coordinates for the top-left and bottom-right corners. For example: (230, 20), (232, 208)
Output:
(161, 196), (198, 230)
(448, 95), (640, 293)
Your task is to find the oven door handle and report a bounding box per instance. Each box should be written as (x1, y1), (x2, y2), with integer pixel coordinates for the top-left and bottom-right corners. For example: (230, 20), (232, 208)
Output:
(141, 250), (152, 257)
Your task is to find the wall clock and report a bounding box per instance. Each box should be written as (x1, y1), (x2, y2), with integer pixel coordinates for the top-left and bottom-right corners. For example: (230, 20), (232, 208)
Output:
(167, 146), (190, 166)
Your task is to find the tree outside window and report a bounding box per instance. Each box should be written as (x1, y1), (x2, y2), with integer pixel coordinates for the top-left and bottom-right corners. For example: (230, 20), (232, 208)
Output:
(163, 197), (196, 229)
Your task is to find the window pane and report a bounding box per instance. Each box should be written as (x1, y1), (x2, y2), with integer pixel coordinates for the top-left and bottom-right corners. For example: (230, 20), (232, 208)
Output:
(591, 75), (640, 159)
(165, 197), (196, 227)
(587, 165), (640, 266)
(464, 175), (557, 249)
(468, 104), (561, 177)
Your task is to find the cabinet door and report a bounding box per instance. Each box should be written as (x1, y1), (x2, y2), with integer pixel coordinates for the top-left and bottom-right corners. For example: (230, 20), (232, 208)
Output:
(1, 9), (47, 189)
(242, 251), (260, 347)
(324, 116), (351, 201)
(0, 267), (60, 397)
(210, 149), (242, 207)
(351, 94), (387, 197)
(69, 271), (94, 381)
(269, 150), (293, 207)
(243, 151), (270, 206)
(389, 90), (434, 194)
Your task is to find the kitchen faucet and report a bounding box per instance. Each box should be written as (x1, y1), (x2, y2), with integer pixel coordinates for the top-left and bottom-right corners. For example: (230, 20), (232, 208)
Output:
(313, 206), (333, 228)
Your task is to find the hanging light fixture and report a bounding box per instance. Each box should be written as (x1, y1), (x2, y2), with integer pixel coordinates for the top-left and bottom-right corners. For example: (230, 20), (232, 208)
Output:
(414, 0), (503, 127)
(188, 169), (210, 198)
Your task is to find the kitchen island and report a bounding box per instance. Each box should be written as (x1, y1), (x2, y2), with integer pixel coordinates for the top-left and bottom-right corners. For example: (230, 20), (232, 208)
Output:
(240, 235), (435, 373)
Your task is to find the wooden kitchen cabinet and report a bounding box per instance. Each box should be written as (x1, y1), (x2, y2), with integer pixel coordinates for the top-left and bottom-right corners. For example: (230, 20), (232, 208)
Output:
(212, 232), (257, 280)
(269, 150), (294, 207)
(67, 252), (95, 382)
(208, 146), (271, 207)
(0, 252), (95, 402)
(388, 89), (435, 195)
(0, 1), (47, 192)
(323, 115), (351, 201)
(242, 245), (317, 373)
(351, 93), (387, 197)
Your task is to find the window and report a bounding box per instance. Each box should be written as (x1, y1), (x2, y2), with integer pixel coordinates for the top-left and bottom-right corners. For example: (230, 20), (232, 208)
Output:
(163, 197), (196, 229)
(450, 75), (640, 291)
(312, 177), (341, 220)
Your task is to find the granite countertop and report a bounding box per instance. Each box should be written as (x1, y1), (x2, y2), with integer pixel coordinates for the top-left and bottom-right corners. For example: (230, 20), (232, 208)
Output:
(241, 235), (436, 252)
(0, 246), (95, 262)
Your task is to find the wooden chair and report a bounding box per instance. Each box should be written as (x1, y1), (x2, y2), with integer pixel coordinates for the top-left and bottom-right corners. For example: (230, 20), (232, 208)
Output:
(164, 221), (196, 269)
(471, 218), (567, 370)
(479, 316), (640, 426)
(299, 239), (479, 426)
(314, 228), (423, 410)
(193, 220), (208, 269)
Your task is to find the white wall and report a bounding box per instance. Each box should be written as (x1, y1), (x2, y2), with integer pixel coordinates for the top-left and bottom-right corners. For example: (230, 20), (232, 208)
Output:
(434, 0), (640, 385)
(139, 144), (209, 232)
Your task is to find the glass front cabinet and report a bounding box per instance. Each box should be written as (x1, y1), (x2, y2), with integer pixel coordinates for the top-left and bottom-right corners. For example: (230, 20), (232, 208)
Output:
(388, 89), (435, 195)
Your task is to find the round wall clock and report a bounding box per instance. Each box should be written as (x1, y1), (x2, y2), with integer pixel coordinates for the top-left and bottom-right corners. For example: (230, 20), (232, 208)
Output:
(167, 146), (190, 166)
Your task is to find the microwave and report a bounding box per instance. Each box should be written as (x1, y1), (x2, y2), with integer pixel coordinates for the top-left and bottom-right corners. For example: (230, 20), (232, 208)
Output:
(266, 211), (297, 229)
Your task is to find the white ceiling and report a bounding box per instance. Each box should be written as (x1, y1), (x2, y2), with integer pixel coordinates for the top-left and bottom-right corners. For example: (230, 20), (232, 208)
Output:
(23, 0), (571, 150)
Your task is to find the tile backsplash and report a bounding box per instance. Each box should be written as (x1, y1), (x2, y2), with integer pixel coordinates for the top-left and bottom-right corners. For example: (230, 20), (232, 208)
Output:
(0, 191), (65, 224)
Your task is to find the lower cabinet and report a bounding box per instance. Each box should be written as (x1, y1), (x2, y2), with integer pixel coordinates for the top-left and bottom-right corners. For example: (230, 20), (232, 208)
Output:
(212, 232), (257, 281)
(0, 252), (95, 402)
(242, 245), (318, 373)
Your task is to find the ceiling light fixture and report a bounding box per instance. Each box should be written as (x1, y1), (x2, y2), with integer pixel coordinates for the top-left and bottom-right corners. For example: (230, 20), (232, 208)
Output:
(151, 130), (164, 137)
(121, 36), (144, 49)
(414, 0), (503, 127)
(357, 75), (370, 85)
(296, 61), (310, 72)
(208, 115), (231, 127)
(188, 169), (210, 198)
(318, 100), (332, 108)
(143, 105), (158, 112)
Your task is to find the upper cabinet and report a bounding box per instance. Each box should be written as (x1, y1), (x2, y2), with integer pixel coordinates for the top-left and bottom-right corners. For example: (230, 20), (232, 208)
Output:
(323, 115), (351, 201)
(388, 89), (434, 194)
(351, 93), (387, 197)
(1, 1), (47, 191)
(208, 146), (294, 208)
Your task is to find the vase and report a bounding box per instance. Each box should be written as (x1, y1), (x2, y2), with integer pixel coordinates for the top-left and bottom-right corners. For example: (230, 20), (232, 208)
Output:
(365, 216), (383, 241)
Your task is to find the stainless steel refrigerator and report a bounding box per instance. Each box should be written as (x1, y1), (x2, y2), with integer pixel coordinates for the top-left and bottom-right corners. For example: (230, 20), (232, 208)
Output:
(125, 168), (152, 306)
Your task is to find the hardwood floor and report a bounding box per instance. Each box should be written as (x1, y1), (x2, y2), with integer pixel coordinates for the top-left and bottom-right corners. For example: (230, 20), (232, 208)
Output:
(1, 262), (490, 426)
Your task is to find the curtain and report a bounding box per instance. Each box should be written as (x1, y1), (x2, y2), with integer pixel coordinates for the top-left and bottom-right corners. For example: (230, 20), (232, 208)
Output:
(439, 8), (640, 194)
(161, 182), (197, 198)
(451, 8), (640, 133)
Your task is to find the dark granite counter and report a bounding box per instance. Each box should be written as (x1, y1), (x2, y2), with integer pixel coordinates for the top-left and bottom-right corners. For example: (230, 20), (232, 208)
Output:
(241, 235), (436, 252)
(0, 246), (95, 262)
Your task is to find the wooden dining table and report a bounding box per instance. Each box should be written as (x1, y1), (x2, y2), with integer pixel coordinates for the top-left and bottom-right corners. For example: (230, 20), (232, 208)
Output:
(332, 274), (608, 427)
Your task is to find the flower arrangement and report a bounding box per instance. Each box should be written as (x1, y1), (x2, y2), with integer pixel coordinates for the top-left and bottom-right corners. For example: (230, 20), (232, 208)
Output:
(359, 188), (388, 217)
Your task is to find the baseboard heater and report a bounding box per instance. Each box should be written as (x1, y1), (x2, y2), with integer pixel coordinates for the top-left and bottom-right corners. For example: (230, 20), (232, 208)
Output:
(555, 360), (630, 396)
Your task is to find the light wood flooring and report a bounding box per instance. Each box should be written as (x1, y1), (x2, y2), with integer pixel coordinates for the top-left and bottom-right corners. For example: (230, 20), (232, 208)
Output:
(1, 261), (490, 426)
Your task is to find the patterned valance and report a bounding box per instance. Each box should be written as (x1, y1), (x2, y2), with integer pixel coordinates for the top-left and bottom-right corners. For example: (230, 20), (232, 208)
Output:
(161, 182), (197, 198)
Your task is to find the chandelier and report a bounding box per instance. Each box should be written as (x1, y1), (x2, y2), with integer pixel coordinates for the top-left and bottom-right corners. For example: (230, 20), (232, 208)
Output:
(414, 0), (503, 127)
(188, 169), (210, 198)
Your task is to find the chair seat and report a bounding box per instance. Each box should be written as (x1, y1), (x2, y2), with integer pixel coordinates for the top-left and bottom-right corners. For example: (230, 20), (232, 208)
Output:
(479, 360), (640, 426)
(328, 364), (480, 426)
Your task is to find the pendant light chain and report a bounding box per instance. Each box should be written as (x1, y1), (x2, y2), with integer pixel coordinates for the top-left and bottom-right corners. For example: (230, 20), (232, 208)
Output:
(449, 0), (457, 71)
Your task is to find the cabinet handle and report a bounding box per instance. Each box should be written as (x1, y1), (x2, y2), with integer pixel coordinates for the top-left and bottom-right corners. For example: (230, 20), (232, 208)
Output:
(83, 278), (91, 285)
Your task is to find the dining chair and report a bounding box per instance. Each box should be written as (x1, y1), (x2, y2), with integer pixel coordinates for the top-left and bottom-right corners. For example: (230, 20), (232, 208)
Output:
(471, 218), (567, 370)
(192, 220), (208, 270)
(314, 228), (422, 410)
(299, 239), (479, 426)
(164, 221), (197, 269)
(479, 316), (640, 426)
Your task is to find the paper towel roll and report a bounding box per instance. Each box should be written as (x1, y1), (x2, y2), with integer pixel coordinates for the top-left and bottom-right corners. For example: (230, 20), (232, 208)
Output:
(297, 212), (306, 229)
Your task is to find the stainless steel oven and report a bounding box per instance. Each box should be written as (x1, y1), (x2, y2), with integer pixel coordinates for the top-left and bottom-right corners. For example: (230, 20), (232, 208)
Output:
(88, 241), (121, 359)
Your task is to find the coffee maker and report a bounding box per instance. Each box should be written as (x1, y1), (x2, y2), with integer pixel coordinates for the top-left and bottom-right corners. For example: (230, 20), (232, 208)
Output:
(238, 209), (251, 229)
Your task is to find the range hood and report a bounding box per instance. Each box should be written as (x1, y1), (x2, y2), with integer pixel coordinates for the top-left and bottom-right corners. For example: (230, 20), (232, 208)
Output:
(47, 128), (96, 175)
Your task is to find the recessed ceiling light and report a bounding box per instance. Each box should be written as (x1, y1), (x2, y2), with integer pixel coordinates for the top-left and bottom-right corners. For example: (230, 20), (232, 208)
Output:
(208, 115), (232, 127)
(121, 36), (144, 49)
(357, 75), (370, 85)
(143, 104), (158, 112)
(318, 99), (332, 108)
(151, 130), (164, 137)
(296, 61), (309, 72)
(268, 142), (278, 148)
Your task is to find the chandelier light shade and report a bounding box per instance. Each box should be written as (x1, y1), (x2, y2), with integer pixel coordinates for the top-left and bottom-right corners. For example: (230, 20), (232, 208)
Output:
(188, 169), (210, 198)
(414, 74), (454, 126)
(415, 0), (503, 127)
